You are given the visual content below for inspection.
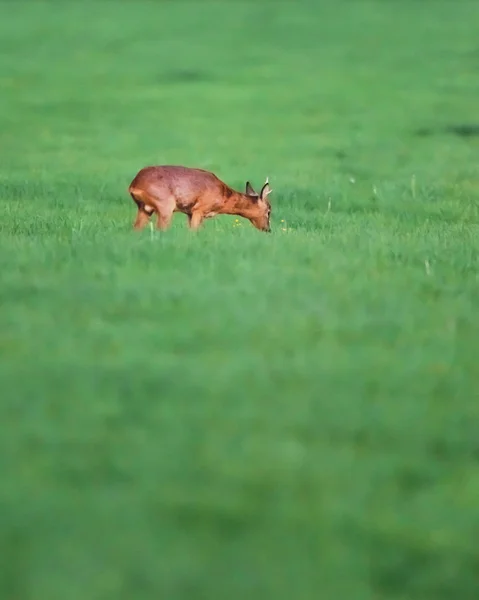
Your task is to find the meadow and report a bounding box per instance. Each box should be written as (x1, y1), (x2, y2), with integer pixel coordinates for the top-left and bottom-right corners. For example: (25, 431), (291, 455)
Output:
(1, 0), (479, 597)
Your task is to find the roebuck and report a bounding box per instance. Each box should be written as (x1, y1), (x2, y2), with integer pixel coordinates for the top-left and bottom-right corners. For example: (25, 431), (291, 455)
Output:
(128, 165), (273, 232)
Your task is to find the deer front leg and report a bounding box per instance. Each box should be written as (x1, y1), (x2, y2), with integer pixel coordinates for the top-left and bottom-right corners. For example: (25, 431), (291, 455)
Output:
(188, 211), (204, 231)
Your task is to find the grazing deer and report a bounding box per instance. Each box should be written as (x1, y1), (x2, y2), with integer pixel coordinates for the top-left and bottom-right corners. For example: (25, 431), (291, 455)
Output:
(128, 165), (273, 232)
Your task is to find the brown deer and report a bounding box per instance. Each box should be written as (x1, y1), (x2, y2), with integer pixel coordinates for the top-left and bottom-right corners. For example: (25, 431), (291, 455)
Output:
(128, 165), (273, 232)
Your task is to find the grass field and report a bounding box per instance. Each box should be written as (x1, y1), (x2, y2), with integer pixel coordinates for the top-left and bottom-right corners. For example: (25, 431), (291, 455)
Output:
(2, 0), (479, 598)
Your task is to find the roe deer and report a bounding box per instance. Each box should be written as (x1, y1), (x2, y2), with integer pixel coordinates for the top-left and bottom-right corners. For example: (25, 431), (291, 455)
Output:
(128, 165), (273, 232)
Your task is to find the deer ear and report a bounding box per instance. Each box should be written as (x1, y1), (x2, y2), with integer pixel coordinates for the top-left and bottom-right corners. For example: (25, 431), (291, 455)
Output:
(245, 181), (258, 197)
(260, 181), (272, 200)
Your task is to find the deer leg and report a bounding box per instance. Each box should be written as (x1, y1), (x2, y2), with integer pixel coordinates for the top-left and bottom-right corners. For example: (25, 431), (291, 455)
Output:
(188, 211), (204, 231)
(154, 197), (176, 231)
(133, 207), (153, 230)
(156, 210), (174, 231)
(131, 192), (155, 230)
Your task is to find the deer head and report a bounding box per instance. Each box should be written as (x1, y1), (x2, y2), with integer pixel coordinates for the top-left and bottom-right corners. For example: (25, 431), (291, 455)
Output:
(244, 177), (273, 232)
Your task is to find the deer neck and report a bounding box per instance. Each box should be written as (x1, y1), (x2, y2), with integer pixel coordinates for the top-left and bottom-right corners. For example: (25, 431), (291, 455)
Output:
(222, 191), (255, 217)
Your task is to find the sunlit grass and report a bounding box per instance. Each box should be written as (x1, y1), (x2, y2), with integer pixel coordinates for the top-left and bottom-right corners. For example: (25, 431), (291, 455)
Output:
(1, 1), (479, 598)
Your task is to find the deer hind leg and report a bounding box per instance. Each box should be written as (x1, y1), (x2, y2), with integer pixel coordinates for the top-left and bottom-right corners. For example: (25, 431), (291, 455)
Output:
(130, 192), (155, 231)
(133, 206), (153, 230)
(154, 196), (176, 231)
(131, 189), (176, 232)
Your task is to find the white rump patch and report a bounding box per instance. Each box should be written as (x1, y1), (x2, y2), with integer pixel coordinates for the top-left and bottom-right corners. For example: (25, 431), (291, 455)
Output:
(144, 204), (155, 215)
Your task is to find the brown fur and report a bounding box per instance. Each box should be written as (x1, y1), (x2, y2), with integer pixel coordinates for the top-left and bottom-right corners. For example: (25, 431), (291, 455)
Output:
(128, 165), (273, 232)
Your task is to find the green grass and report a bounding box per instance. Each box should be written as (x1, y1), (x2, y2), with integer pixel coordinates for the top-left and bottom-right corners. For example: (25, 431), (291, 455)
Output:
(2, 0), (479, 597)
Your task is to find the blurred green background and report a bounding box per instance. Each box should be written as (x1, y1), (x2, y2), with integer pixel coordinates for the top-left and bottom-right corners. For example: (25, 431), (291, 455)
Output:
(1, 1), (479, 598)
